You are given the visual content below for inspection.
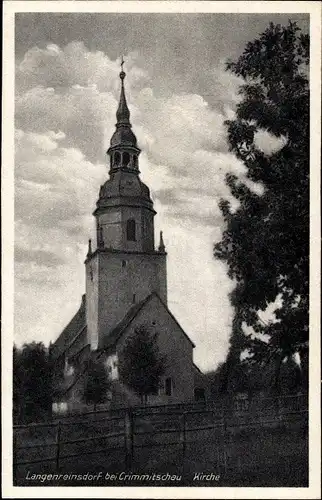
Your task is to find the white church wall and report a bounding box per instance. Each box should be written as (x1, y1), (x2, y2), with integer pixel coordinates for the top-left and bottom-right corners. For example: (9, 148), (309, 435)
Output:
(105, 353), (119, 380)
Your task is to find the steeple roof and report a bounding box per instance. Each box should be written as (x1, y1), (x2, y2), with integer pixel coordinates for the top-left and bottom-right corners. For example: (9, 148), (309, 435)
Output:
(109, 62), (138, 149)
(116, 70), (130, 124)
(99, 60), (152, 213)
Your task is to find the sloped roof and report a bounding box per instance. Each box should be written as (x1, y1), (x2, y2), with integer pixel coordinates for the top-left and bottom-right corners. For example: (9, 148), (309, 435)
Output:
(193, 362), (203, 375)
(157, 293), (196, 348)
(99, 291), (196, 350)
(53, 291), (196, 360)
(52, 295), (86, 359)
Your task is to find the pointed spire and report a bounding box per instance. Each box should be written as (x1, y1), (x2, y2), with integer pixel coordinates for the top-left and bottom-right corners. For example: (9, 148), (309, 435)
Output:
(158, 231), (166, 253)
(108, 57), (138, 149)
(116, 57), (130, 125)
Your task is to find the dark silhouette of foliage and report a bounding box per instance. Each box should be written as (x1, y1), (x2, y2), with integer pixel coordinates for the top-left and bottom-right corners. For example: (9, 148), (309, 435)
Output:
(214, 21), (309, 393)
(279, 357), (303, 394)
(206, 353), (303, 399)
(118, 325), (166, 404)
(206, 357), (253, 398)
(83, 356), (111, 408)
(13, 342), (53, 423)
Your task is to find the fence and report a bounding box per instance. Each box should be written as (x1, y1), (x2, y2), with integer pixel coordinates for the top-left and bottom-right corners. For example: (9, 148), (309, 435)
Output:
(13, 394), (308, 486)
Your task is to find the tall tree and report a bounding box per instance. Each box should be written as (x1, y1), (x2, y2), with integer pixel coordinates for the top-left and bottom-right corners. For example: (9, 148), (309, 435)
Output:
(118, 325), (165, 404)
(83, 356), (111, 409)
(214, 21), (309, 392)
(13, 342), (53, 423)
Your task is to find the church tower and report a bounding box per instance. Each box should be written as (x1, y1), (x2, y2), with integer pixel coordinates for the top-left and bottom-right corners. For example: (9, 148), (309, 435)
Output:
(85, 64), (167, 350)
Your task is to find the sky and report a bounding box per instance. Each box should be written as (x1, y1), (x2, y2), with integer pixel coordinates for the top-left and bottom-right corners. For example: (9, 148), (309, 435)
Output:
(14, 12), (309, 372)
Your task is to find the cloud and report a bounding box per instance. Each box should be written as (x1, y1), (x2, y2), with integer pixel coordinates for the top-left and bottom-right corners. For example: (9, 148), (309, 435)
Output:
(140, 148), (247, 228)
(210, 61), (244, 112)
(15, 247), (65, 268)
(134, 89), (229, 167)
(16, 42), (151, 162)
(15, 85), (117, 162)
(14, 129), (105, 310)
(15, 129), (106, 228)
(254, 129), (287, 155)
(17, 41), (118, 92)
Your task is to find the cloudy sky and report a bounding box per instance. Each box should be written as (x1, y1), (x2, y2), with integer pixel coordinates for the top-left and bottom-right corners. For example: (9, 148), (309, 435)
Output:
(14, 12), (308, 371)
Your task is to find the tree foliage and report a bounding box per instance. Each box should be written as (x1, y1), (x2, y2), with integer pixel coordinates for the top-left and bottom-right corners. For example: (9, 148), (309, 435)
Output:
(13, 342), (53, 423)
(83, 356), (111, 408)
(214, 21), (309, 388)
(207, 353), (304, 398)
(206, 360), (249, 398)
(118, 325), (165, 403)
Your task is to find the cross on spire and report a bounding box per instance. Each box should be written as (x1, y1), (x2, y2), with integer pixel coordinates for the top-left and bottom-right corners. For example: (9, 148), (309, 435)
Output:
(119, 56), (126, 82)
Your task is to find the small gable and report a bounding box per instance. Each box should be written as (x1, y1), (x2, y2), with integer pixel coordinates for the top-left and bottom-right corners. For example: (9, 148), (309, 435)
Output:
(145, 293), (196, 347)
(99, 292), (195, 353)
(115, 292), (195, 351)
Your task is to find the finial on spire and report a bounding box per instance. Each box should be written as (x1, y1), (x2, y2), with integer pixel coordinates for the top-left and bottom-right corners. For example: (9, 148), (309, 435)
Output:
(158, 231), (166, 253)
(120, 56), (126, 81)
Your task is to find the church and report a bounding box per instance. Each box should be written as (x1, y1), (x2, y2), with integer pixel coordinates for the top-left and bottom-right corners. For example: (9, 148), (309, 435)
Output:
(51, 64), (205, 410)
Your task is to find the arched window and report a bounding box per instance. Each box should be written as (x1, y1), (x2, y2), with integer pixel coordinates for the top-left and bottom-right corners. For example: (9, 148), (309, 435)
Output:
(126, 219), (136, 241)
(123, 151), (130, 167)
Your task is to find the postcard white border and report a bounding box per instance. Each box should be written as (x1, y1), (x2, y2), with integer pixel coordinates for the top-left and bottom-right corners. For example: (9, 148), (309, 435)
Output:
(2, 1), (321, 498)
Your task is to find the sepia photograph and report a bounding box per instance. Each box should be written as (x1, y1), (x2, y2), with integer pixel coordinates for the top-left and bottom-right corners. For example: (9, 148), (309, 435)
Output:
(2, 1), (321, 498)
